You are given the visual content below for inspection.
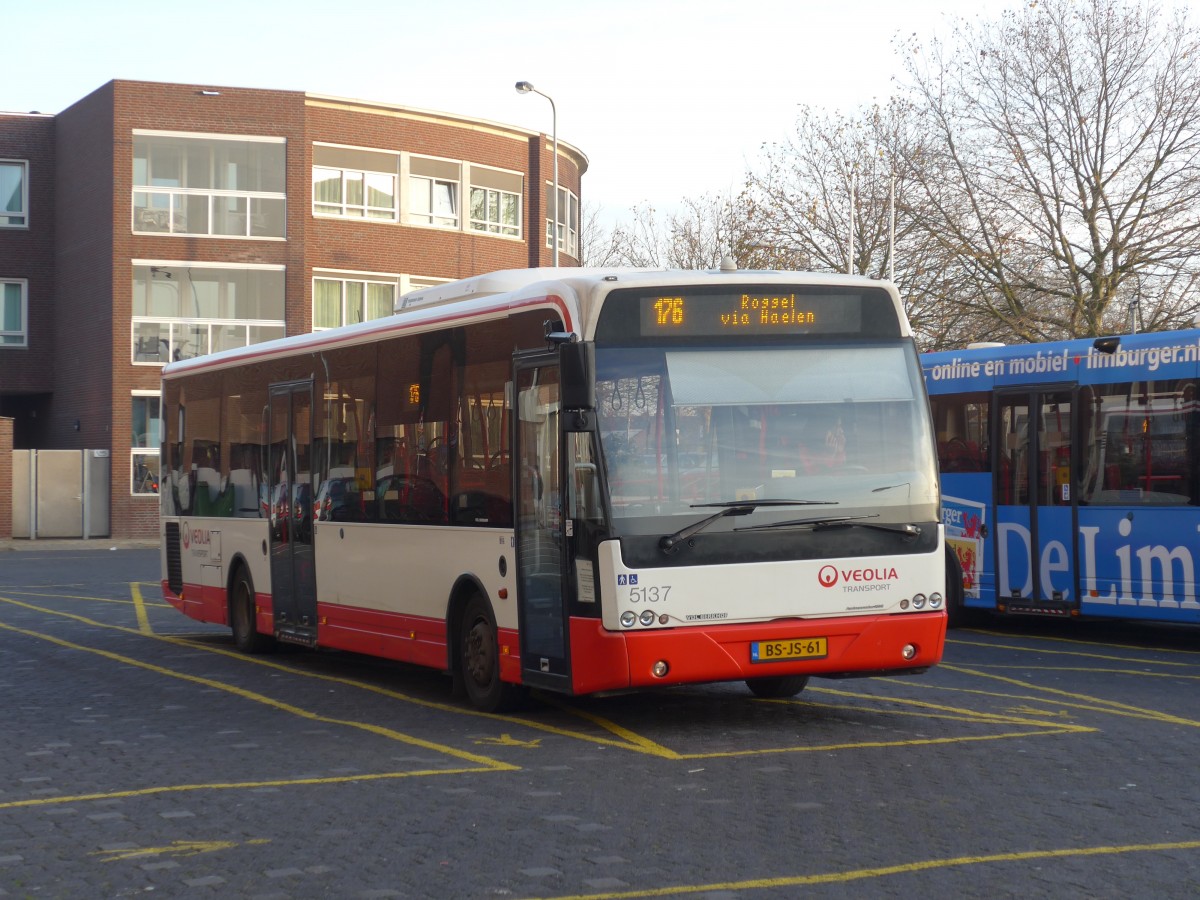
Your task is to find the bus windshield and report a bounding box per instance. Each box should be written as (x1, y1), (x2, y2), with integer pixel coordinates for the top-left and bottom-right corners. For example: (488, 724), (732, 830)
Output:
(594, 342), (939, 535)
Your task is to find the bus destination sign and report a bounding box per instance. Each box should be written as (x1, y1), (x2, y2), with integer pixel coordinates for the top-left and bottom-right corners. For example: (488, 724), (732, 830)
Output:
(639, 291), (863, 337)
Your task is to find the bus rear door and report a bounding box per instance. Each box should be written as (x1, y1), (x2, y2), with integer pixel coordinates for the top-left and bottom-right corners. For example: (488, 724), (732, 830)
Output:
(995, 387), (1078, 615)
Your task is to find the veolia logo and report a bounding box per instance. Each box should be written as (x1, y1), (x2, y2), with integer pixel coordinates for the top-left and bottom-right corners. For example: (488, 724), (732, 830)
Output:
(181, 521), (190, 550)
(818, 565), (838, 588)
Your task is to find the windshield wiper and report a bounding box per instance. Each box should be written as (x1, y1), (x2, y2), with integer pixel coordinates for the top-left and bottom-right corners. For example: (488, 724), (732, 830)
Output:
(736, 514), (922, 539)
(658, 499), (836, 553)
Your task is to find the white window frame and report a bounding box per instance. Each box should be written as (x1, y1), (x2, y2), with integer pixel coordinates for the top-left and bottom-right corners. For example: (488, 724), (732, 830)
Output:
(130, 261), (286, 366)
(470, 186), (521, 237)
(313, 166), (398, 221)
(468, 164), (523, 239)
(0, 278), (28, 348)
(312, 271), (399, 331)
(0, 160), (29, 228)
(405, 155), (461, 229)
(131, 131), (286, 239)
(131, 391), (162, 497)
(545, 185), (580, 258)
(408, 175), (458, 228)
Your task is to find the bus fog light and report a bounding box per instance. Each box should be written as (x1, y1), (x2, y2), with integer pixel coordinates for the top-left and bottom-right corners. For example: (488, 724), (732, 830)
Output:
(659, 614), (669, 625)
(639, 610), (656, 626)
(912, 593), (926, 609)
(620, 611), (636, 628)
(899, 599), (910, 609)
(901, 643), (918, 660)
(652, 660), (669, 678)
(928, 592), (943, 609)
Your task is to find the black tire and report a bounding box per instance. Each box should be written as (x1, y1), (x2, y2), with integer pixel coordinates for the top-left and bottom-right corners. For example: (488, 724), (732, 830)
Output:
(945, 545), (969, 629)
(459, 594), (524, 712)
(745, 675), (809, 698)
(230, 566), (274, 653)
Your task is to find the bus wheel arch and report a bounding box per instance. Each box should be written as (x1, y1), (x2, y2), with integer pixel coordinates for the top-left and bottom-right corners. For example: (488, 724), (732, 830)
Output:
(228, 558), (274, 654)
(450, 583), (524, 712)
(944, 545), (969, 629)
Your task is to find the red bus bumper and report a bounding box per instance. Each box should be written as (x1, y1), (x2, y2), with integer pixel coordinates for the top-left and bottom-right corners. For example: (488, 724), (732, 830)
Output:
(568, 612), (946, 695)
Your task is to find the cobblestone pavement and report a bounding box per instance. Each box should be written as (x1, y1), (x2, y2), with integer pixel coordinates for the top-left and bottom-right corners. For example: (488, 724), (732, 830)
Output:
(0, 547), (1197, 898)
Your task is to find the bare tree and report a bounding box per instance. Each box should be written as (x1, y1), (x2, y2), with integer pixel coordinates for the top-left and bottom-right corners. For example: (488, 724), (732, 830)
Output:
(901, 0), (1200, 340)
(597, 194), (755, 269)
(743, 100), (980, 348)
(579, 202), (627, 268)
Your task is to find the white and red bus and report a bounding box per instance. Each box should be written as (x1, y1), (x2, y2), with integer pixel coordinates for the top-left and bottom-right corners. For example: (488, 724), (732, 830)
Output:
(160, 267), (948, 710)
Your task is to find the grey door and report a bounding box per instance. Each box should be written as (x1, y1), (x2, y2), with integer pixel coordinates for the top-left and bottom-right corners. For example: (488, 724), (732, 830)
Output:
(268, 380), (317, 644)
(514, 355), (570, 690)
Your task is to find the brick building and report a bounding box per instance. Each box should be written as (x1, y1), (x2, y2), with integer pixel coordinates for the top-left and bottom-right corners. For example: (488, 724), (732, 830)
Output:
(0, 79), (586, 538)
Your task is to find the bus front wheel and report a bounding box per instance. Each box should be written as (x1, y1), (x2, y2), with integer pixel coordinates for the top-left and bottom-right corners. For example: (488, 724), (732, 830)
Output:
(230, 566), (274, 654)
(745, 675), (809, 698)
(459, 594), (524, 712)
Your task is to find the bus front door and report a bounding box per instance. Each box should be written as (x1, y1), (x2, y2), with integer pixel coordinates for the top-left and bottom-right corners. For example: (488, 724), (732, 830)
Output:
(514, 355), (571, 692)
(995, 388), (1077, 615)
(268, 380), (318, 646)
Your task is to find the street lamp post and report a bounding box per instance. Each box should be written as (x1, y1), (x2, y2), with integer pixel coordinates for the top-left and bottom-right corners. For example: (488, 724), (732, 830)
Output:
(515, 80), (558, 266)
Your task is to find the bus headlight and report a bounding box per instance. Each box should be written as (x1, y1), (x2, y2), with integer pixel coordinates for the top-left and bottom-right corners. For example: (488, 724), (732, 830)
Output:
(912, 593), (927, 609)
(639, 610), (656, 626)
(928, 592), (943, 609)
(620, 611), (636, 628)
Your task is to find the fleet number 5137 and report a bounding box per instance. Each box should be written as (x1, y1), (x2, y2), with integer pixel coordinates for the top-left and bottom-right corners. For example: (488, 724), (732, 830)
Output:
(629, 585), (671, 603)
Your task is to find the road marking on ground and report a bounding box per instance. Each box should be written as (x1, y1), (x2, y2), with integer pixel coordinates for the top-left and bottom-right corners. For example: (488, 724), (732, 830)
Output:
(954, 626), (1200, 655)
(527, 839), (1200, 899)
(950, 634), (1200, 666)
(93, 839), (270, 862)
(130, 582), (152, 634)
(0, 613), (516, 810)
(0, 593), (1125, 760)
(938, 663), (1200, 727)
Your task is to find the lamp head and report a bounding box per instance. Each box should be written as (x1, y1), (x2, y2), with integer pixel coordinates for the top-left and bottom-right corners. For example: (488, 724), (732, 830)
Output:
(515, 80), (533, 94)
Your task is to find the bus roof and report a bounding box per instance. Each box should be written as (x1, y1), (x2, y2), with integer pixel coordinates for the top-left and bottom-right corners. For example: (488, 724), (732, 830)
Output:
(163, 267), (905, 379)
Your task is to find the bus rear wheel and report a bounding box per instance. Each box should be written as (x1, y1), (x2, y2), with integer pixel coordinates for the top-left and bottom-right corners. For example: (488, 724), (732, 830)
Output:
(745, 675), (809, 698)
(230, 566), (274, 654)
(459, 594), (524, 712)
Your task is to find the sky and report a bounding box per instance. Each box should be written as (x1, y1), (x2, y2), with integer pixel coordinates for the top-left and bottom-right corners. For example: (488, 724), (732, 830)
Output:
(5, 0), (1017, 227)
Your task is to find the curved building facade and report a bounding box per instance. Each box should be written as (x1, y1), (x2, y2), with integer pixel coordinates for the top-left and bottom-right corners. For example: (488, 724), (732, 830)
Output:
(0, 79), (587, 538)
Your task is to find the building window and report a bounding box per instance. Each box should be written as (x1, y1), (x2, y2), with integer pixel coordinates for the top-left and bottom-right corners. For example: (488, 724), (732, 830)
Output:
(131, 264), (285, 365)
(1, 279), (27, 347)
(132, 392), (162, 496)
(132, 132), (286, 238)
(312, 145), (398, 221)
(468, 165), (522, 238)
(470, 186), (520, 236)
(545, 185), (580, 258)
(313, 275), (395, 330)
(0, 160), (28, 228)
(408, 157), (460, 228)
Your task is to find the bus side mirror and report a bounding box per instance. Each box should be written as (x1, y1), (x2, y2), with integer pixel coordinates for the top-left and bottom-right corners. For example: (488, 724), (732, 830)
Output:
(560, 341), (595, 412)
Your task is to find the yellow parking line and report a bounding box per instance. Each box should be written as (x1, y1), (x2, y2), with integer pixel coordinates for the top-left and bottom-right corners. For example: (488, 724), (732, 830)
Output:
(0, 767), (496, 811)
(941, 663), (1200, 727)
(529, 839), (1200, 899)
(0, 618), (516, 773)
(130, 582), (152, 634)
(0, 594), (1104, 758)
(949, 635), (1199, 666)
